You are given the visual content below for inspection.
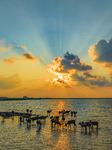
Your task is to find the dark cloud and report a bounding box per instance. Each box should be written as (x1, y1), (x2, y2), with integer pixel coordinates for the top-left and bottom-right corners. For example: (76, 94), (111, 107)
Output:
(71, 73), (85, 82)
(62, 51), (92, 71)
(0, 74), (22, 89)
(83, 72), (97, 79)
(63, 51), (78, 60)
(70, 72), (112, 87)
(70, 72), (89, 86)
(89, 38), (112, 63)
(89, 76), (112, 87)
(47, 51), (92, 74)
(22, 53), (36, 60)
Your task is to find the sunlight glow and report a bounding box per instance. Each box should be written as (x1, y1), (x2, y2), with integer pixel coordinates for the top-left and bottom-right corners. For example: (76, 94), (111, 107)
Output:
(59, 75), (63, 79)
(53, 78), (57, 81)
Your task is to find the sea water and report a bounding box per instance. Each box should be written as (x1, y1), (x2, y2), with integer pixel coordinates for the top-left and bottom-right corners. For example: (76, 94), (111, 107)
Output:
(0, 98), (112, 150)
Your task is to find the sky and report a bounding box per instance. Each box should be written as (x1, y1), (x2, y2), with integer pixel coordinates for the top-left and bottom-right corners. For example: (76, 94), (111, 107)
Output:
(0, 0), (112, 98)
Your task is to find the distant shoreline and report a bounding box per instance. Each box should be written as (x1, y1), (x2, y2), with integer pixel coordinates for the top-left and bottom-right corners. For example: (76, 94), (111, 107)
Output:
(0, 98), (41, 101)
(0, 97), (112, 101)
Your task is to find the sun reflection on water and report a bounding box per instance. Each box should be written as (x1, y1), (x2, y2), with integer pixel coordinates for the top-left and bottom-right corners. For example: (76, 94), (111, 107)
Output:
(54, 133), (71, 150)
(57, 100), (65, 111)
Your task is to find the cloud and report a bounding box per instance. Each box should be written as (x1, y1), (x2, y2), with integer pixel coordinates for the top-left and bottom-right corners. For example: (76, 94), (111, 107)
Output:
(12, 45), (28, 55)
(62, 52), (92, 71)
(0, 46), (12, 52)
(3, 53), (39, 63)
(0, 40), (12, 52)
(88, 38), (112, 64)
(47, 51), (92, 74)
(47, 51), (112, 88)
(47, 57), (63, 74)
(22, 53), (39, 61)
(49, 77), (71, 88)
(0, 40), (27, 54)
(71, 73), (85, 82)
(70, 72), (88, 86)
(40, 57), (44, 61)
(89, 76), (112, 87)
(44, 78), (49, 82)
(83, 72), (97, 79)
(0, 74), (22, 89)
(14, 45), (26, 50)
(3, 57), (18, 63)
(15, 45), (26, 49)
(64, 51), (78, 60)
(70, 72), (112, 87)
(0, 40), (26, 52)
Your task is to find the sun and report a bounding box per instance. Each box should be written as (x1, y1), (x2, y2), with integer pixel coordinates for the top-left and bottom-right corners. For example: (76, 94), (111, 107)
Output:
(59, 75), (63, 79)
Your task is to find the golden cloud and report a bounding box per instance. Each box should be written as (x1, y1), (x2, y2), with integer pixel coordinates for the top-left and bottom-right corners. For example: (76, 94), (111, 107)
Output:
(3, 53), (39, 63)
(40, 57), (44, 61)
(3, 57), (18, 63)
(0, 74), (22, 89)
(0, 46), (12, 52)
(22, 53), (39, 61)
(22, 45), (26, 49)
(47, 52), (92, 75)
(49, 77), (71, 88)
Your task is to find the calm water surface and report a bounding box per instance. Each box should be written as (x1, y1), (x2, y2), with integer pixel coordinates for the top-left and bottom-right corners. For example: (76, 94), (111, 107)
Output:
(0, 98), (112, 150)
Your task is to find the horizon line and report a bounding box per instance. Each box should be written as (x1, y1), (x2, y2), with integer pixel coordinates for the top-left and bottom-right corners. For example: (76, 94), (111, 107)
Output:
(0, 97), (112, 101)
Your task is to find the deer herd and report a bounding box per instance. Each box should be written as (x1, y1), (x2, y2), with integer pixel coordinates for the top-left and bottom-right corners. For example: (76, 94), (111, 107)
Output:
(0, 109), (98, 133)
